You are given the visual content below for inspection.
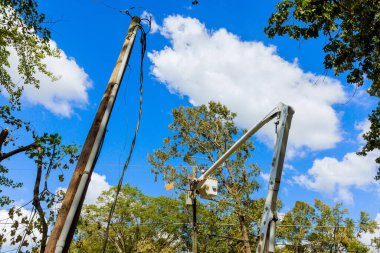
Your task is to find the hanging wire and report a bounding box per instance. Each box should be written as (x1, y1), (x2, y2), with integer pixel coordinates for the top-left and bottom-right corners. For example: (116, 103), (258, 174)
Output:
(101, 14), (149, 253)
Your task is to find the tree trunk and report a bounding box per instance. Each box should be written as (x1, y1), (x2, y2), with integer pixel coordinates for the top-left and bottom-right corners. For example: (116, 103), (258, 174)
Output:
(32, 147), (48, 253)
(239, 214), (251, 253)
(0, 128), (8, 150)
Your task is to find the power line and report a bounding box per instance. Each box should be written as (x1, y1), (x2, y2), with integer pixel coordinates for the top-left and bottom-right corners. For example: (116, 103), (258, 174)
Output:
(75, 219), (380, 229)
(0, 163), (185, 170)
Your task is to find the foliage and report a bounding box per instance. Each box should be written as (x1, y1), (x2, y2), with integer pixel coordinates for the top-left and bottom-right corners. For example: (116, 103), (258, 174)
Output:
(358, 104), (380, 180)
(71, 184), (266, 253)
(148, 101), (264, 252)
(0, 105), (79, 252)
(0, 1), (76, 251)
(277, 199), (377, 253)
(0, 0), (59, 108)
(277, 201), (315, 252)
(71, 185), (190, 252)
(372, 236), (380, 251)
(3, 189), (65, 252)
(0, 164), (22, 207)
(266, 0), (380, 179)
(1, 105), (34, 207)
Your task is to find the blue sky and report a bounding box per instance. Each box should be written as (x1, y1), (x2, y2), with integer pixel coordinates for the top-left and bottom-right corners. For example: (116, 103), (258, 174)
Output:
(1, 0), (380, 248)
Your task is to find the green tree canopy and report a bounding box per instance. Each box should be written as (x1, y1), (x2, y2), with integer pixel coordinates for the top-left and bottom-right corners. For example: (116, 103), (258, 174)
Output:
(71, 184), (231, 253)
(71, 185), (189, 252)
(72, 184), (267, 253)
(371, 236), (380, 251)
(0, 2), (79, 251)
(148, 101), (265, 253)
(277, 199), (377, 253)
(0, 0), (59, 108)
(277, 201), (315, 253)
(0, 107), (79, 252)
(265, 0), (380, 179)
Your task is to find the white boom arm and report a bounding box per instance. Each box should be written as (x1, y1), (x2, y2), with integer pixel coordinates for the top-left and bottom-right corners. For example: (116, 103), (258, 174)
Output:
(193, 103), (294, 253)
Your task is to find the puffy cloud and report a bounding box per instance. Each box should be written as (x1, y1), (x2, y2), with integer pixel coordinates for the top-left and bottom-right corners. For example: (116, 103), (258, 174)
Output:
(278, 212), (286, 221)
(6, 42), (92, 117)
(260, 172), (270, 182)
(355, 119), (371, 144)
(83, 172), (111, 204)
(294, 120), (379, 203)
(148, 15), (346, 152)
(53, 173), (110, 206)
(294, 150), (380, 204)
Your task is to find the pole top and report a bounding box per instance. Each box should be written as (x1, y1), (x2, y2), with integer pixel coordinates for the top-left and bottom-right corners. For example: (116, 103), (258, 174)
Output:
(132, 16), (141, 24)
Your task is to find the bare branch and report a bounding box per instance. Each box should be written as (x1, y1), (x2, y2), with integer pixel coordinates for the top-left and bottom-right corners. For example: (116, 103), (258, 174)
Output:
(0, 142), (37, 161)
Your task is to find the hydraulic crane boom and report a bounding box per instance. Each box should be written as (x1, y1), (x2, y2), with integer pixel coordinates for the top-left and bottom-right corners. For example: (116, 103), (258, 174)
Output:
(255, 104), (294, 253)
(192, 103), (294, 253)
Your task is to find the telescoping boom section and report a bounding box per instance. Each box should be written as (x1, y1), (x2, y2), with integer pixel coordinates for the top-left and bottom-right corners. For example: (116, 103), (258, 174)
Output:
(193, 103), (294, 253)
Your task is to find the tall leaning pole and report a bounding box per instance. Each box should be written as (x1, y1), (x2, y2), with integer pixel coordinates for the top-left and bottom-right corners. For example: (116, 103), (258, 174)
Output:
(45, 16), (141, 253)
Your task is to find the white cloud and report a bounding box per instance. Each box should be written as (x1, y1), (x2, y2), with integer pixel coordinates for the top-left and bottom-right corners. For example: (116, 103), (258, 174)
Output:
(6, 42), (92, 117)
(148, 15), (347, 152)
(83, 172), (111, 204)
(278, 212), (286, 221)
(284, 164), (296, 172)
(261, 172), (270, 182)
(54, 173), (110, 205)
(294, 150), (380, 204)
(355, 119), (371, 144)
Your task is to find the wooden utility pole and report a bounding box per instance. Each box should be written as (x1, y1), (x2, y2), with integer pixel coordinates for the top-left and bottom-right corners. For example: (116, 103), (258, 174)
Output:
(45, 16), (141, 253)
(192, 196), (198, 253)
(190, 167), (198, 253)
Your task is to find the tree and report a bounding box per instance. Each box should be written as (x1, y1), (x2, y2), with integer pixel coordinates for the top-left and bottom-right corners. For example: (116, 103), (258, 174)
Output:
(0, 0), (59, 108)
(148, 101), (263, 253)
(308, 200), (351, 252)
(0, 105), (79, 252)
(371, 237), (380, 251)
(265, 0), (380, 179)
(71, 183), (263, 252)
(0, 2), (80, 251)
(0, 105), (36, 208)
(277, 201), (315, 253)
(277, 199), (377, 253)
(71, 185), (192, 252)
(0, 0), (64, 209)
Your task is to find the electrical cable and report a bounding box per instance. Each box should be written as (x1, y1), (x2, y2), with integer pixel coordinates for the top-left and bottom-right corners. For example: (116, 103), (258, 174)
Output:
(101, 16), (148, 253)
